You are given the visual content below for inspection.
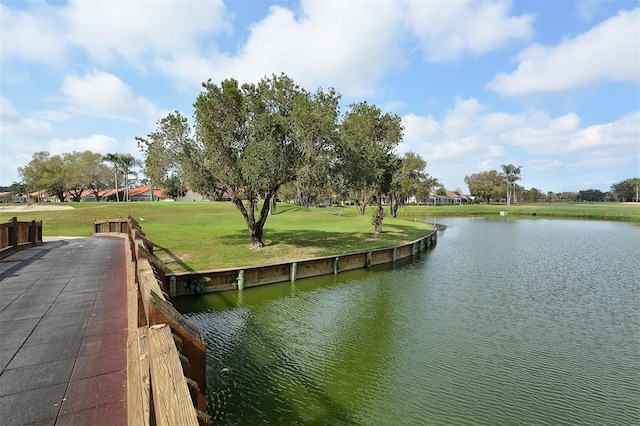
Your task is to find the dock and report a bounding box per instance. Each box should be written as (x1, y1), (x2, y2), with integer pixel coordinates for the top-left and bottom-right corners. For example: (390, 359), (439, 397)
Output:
(0, 237), (128, 425)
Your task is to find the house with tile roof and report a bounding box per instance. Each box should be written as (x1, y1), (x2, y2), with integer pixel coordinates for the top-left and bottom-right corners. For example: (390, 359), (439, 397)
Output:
(128, 186), (170, 201)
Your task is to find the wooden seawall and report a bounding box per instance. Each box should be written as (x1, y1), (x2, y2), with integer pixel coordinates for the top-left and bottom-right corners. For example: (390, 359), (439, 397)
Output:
(168, 230), (437, 296)
(94, 217), (437, 297)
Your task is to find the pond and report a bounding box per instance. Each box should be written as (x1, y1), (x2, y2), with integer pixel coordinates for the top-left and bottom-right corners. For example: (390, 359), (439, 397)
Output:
(174, 217), (640, 425)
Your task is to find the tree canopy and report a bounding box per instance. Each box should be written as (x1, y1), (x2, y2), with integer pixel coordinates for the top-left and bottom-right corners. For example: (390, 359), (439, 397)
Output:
(464, 170), (505, 204)
(190, 74), (340, 248)
(336, 102), (403, 232)
(388, 151), (434, 218)
(18, 151), (110, 202)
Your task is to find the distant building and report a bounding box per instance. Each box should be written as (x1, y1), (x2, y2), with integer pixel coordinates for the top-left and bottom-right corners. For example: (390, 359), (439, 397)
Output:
(128, 186), (170, 201)
(407, 190), (471, 206)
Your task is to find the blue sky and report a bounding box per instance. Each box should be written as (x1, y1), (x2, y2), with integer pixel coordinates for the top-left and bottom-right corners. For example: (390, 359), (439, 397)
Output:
(1, 0), (638, 193)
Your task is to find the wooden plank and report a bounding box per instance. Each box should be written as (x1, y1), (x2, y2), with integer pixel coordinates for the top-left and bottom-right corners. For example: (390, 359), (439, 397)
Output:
(126, 232), (150, 426)
(137, 327), (151, 424)
(149, 291), (207, 408)
(127, 328), (149, 426)
(148, 324), (199, 426)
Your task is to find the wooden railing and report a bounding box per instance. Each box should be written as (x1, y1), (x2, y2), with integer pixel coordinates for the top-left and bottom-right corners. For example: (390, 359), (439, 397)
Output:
(0, 216), (43, 257)
(95, 217), (208, 425)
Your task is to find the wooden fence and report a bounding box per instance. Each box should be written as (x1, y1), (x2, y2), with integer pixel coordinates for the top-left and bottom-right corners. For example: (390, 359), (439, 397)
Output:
(94, 217), (208, 426)
(0, 216), (43, 258)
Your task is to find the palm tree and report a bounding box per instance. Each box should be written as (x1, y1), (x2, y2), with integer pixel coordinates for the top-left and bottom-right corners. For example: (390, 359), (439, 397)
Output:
(118, 153), (142, 202)
(103, 153), (123, 201)
(501, 164), (522, 206)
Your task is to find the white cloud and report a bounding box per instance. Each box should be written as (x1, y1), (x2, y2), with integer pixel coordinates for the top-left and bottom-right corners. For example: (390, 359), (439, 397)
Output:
(47, 134), (120, 156)
(397, 97), (639, 190)
(488, 8), (640, 96)
(61, 70), (162, 123)
(1, 0), (536, 97)
(404, 0), (534, 61)
(0, 97), (54, 143)
(158, 1), (406, 97)
(442, 97), (484, 136)
(158, 1), (534, 96)
(1, 97), (56, 183)
(510, 111), (640, 156)
(0, 3), (66, 66)
(527, 159), (564, 173)
(61, 0), (230, 67)
(575, 1), (601, 21)
(402, 113), (441, 142)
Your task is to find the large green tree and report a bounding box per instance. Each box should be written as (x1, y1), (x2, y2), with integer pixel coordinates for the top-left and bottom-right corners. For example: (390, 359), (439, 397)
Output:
(86, 154), (114, 200)
(578, 189), (606, 202)
(137, 111), (198, 202)
(388, 151), (434, 218)
(524, 187), (542, 203)
(337, 102), (403, 233)
(611, 177), (640, 202)
(64, 151), (106, 202)
(281, 86), (340, 208)
(191, 74), (339, 248)
(18, 151), (67, 202)
(464, 170), (505, 204)
(632, 178), (640, 203)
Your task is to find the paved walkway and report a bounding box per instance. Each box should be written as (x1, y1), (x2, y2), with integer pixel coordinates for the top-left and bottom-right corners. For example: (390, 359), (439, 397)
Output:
(0, 237), (128, 425)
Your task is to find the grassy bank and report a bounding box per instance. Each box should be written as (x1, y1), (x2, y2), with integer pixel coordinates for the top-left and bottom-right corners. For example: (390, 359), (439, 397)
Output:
(398, 202), (640, 221)
(0, 202), (432, 270)
(1, 201), (637, 271)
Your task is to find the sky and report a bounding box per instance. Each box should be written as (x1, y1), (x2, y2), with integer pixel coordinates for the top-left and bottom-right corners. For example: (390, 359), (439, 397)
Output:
(1, 0), (639, 193)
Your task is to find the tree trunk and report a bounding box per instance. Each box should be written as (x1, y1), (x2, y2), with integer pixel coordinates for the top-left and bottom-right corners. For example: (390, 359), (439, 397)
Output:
(249, 226), (264, 249)
(373, 196), (384, 233)
(232, 191), (272, 249)
(389, 193), (398, 218)
(114, 171), (120, 202)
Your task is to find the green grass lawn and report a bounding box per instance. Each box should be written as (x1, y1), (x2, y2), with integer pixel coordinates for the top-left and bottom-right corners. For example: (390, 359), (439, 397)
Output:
(1, 201), (637, 271)
(398, 202), (640, 220)
(0, 202), (433, 271)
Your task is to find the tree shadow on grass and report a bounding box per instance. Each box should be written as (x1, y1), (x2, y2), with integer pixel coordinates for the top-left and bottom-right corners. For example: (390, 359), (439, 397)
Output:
(152, 223), (432, 271)
(152, 242), (196, 273)
(263, 222), (432, 255)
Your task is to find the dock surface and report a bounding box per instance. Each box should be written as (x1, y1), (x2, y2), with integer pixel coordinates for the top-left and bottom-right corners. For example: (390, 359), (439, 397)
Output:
(0, 237), (128, 425)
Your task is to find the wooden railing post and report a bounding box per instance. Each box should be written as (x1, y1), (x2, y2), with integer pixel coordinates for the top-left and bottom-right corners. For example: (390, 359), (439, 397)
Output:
(30, 220), (36, 246)
(10, 217), (18, 249)
(170, 276), (177, 298)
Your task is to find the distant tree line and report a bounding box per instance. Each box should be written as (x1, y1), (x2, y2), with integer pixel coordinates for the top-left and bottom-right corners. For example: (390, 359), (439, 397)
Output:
(464, 168), (639, 205)
(16, 151), (144, 202)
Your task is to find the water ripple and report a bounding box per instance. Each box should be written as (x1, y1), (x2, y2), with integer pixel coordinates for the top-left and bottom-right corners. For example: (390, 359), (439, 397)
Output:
(183, 218), (640, 425)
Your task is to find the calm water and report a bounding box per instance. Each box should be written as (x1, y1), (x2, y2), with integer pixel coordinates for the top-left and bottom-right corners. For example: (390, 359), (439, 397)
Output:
(175, 218), (640, 425)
